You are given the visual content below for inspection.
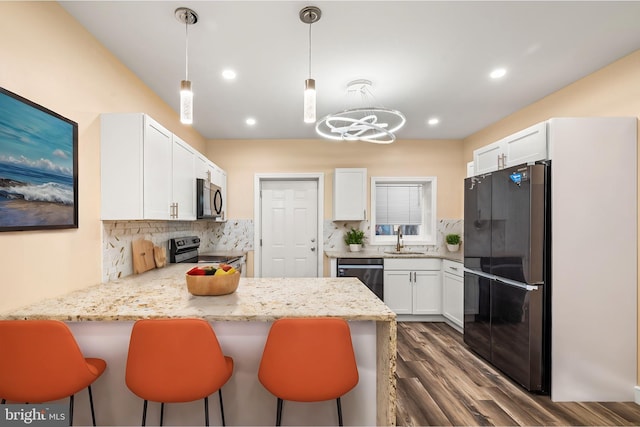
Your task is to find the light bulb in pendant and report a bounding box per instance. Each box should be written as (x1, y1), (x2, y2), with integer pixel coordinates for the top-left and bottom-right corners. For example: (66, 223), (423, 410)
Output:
(304, 78), (316, 123)
(180, 80), (193, 125)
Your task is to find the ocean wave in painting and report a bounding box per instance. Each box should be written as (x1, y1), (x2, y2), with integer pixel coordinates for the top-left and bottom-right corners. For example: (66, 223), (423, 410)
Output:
(0, 160), (74, 205)
(0, 179), (74, 205)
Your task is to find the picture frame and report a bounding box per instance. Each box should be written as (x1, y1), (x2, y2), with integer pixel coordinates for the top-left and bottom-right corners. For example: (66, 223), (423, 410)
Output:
(0, 87), (78, 231)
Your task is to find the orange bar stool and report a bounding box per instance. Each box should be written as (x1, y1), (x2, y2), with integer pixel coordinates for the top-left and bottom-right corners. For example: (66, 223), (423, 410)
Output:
(0, 320), (107, 426)
(125, 318), (233, 426)
(258, 318), (359, 426)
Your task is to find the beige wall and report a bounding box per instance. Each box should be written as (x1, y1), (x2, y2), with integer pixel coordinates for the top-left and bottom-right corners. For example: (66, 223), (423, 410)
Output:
(0, 2), (205, 311)
(205, 138), (465, 221)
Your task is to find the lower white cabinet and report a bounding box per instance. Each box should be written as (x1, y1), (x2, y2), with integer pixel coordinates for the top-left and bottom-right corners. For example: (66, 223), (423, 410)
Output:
(442, 260), (464, 329)
(384, 258), (441, 315)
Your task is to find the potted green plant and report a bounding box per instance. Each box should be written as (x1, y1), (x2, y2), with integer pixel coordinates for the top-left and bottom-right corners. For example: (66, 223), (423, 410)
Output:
(344, 227), (365, 252)
(445, 233), (461, 252)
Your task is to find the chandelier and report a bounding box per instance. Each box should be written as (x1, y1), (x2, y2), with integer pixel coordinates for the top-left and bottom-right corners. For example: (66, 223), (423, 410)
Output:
(315, 79), (405, 144)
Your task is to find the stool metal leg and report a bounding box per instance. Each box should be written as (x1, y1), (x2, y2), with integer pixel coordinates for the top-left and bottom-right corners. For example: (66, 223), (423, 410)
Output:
(141, 400), (148, 426)
(204, 397), (209, 427)
(88, 385), (96, 426)
(336, 397), (343, 426)
(218, 390), (225, 426)
(160, 402), (165, 426)
(275, 398), (283, 426)
(69, 394), (74, 426)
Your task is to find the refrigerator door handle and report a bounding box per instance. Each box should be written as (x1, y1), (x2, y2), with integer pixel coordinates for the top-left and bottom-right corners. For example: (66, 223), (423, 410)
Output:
(495, 277), (540, 291)
(464, 268), (540, 291)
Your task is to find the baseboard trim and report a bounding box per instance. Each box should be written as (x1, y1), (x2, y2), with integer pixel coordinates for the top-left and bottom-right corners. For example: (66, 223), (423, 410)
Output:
(634, 386), (640, 405)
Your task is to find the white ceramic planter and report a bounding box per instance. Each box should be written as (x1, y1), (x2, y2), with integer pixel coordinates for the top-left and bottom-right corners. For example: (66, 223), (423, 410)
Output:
(446, 243), (460, 252)
(349, 244), (362, 252)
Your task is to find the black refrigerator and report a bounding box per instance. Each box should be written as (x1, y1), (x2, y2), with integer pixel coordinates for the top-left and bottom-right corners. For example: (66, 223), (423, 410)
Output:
(463, 161), (551, 394)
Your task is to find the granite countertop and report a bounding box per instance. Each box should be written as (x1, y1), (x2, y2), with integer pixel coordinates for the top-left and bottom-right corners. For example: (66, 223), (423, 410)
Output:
(0, 264), (395, 322)
(324, 250), (463, 263)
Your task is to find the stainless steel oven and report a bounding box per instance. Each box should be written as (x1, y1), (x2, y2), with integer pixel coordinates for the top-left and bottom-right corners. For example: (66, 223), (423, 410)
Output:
(169, 236), (242, 273)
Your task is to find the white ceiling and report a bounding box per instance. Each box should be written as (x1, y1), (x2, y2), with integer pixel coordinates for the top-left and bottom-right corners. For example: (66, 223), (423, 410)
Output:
(60, 1), (640, 140)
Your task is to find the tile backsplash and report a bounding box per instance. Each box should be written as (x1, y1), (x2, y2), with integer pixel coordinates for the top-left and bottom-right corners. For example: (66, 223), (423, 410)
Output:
(324, 219), (462, 254)
(102, 218), (461, 282)
(102, 220), (253, 283)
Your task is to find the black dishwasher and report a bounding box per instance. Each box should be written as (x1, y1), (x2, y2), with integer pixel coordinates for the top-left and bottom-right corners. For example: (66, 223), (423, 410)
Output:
(337, 258), (384, 300)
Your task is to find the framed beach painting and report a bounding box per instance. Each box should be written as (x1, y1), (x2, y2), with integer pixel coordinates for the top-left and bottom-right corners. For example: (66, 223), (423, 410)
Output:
(0, 87), (78, 231)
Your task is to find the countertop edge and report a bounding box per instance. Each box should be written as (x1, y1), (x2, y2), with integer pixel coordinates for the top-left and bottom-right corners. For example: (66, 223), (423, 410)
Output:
(324, 250), (463, 263)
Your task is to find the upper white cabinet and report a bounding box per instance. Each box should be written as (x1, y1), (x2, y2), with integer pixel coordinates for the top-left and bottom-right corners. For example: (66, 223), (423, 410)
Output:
(473, 122), (547, 175)
(101, 113), (201, 221)
(171, 135), (196, 220)
(333, 168), (367, 221)
(196, 153), (211, 181)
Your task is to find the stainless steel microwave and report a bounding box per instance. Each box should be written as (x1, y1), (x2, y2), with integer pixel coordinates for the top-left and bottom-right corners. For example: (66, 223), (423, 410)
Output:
(196, 178), (223, 220)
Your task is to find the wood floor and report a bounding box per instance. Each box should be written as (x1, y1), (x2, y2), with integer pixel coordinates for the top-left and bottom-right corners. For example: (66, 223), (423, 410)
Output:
(395, 322), (640, 426)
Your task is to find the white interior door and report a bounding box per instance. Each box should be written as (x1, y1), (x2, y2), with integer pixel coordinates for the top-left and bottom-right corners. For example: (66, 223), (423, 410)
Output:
(260, 180), (318, 277)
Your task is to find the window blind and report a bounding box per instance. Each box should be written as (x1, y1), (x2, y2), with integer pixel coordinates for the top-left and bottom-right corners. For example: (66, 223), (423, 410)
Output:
(375, 183), (422, 225)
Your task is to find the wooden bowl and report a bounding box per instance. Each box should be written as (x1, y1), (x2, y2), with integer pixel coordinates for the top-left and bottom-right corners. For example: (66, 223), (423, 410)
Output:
(185, 271), (240, 296)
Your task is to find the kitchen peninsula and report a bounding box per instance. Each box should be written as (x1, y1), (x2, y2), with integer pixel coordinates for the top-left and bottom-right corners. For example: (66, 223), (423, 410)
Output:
(0, 264), (396, 426)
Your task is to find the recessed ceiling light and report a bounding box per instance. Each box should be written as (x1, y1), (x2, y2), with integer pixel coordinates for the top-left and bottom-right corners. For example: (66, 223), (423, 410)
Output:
(490, 68), (507, 79)
(222, 69), (237, 80)
(245, 118), (256, 126)
(427, 118), (439, 126)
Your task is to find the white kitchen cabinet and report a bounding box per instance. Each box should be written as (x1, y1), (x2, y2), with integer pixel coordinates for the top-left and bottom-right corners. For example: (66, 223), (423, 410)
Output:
(101, 113), (196, 221)
(333, 168), (367, 221)
(442, 259), (463, 329)
(171, 135), (196, 220)
(383, 270), (413, 314)
(384, 258), (441, 315)
(195, 153), (210, 180)
(473, 121), (547, 175)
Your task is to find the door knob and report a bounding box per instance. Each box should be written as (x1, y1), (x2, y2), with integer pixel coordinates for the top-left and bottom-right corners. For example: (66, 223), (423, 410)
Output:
(311, 247), (316, 252)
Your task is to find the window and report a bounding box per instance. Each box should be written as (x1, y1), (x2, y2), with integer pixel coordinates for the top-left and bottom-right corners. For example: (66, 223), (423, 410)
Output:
(370, 177), (437, 245)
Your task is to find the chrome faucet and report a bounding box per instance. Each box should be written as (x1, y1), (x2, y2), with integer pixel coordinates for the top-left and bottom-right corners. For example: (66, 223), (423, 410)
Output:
(396, 228), (403, 252)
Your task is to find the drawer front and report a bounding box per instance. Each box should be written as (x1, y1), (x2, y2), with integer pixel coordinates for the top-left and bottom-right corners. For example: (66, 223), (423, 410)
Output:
(385, 258), (441, 271)
(443, 259), (463, 277)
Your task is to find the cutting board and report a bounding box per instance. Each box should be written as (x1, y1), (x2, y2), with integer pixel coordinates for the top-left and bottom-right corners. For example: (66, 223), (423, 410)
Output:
(153, 245), (167, 268)
(132, 239), (156, 274)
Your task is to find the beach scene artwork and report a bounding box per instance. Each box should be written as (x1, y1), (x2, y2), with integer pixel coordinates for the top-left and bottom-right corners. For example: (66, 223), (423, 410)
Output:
(0, 88), (78, 231)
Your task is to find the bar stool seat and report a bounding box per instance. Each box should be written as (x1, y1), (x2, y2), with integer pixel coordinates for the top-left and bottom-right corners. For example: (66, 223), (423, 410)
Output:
(258, 318), (359, 426)
(0, 320), (106, 426)
(125, 318), (233, 426)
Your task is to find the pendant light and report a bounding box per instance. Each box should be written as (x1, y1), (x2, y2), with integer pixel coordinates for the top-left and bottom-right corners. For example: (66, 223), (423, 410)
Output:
(300, 6), (321, 124)
(175, 7), (198, 125)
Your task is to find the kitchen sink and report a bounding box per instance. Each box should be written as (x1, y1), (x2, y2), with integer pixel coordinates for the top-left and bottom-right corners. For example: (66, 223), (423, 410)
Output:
(384, 250), (426, 255)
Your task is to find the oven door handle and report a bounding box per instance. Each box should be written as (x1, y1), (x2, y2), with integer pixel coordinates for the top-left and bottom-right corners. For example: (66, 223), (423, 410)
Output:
(337, 265), (383, 270)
